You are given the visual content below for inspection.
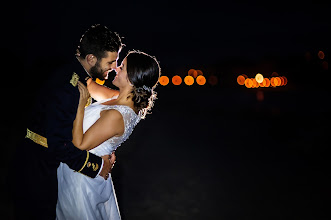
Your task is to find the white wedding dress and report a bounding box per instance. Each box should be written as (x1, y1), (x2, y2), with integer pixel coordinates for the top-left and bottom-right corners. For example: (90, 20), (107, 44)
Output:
(56, 98), (140, 220)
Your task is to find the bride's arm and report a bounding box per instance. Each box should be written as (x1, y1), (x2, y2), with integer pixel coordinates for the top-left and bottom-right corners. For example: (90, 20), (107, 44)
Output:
(76, 109), (124, 151)
(72, 82), (124, 151)
(87, 78), (119, 101)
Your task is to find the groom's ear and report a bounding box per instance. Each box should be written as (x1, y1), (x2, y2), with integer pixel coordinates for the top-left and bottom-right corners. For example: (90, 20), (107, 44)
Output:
(86, 54), (97, 66)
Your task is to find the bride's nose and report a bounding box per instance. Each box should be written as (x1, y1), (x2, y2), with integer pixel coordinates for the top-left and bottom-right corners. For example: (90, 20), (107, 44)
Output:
(115, 66), (120, 73)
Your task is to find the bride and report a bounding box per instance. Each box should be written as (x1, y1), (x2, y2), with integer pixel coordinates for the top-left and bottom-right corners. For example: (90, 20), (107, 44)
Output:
(56, 50), (161, 219)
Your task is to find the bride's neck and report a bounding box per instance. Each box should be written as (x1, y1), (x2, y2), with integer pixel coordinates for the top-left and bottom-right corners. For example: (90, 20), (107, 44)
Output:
(115, 88), (133, 106)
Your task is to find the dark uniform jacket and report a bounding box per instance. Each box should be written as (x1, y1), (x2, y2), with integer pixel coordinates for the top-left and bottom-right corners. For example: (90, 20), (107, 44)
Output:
(12, 57), (103, 219)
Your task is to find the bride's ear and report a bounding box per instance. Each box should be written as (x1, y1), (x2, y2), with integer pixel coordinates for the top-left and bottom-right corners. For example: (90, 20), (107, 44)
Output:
(86, 54), (97, 66)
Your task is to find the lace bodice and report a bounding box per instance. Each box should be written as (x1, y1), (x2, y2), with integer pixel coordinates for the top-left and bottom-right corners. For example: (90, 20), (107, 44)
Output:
(83, 98), (141, 156)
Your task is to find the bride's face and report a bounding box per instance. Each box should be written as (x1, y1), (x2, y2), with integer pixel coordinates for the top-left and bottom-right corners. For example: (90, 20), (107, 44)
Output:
(113, 58), (131, 88)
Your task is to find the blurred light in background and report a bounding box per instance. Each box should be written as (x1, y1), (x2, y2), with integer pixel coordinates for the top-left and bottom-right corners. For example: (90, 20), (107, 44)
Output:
(282, 76), (288, 86)
(188, 69), (198, 78)
(184, 75), (194, 86)
(322, 61), (328, 70)
(157, 67), (218, 87)
(196, 70), (203, 76)
(239, 73), (287, 88)
(255, 73), (264, 83)
(318, 51), (325, 59)
(260, 78), (268, 87)
(237, 75), (245, 85)
(159, 76), (170, 86)
(270, 77), (277, 87)
(120, 50), (326, 88)
(256, 90), (264, 101)
(252, 78), (259, 88)
(196, 75), (206, 85)
(245, 78), (253, 88)
(208, 75), (218, 86)
(265, 78), (271, 87)
(172, 75), (182, 85)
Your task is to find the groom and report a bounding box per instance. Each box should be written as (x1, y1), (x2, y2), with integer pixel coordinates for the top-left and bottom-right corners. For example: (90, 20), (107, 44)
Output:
(12, 24), (123, 220)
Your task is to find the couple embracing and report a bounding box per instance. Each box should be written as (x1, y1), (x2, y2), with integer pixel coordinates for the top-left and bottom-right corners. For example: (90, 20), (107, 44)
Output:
(12, 24), (161, 220)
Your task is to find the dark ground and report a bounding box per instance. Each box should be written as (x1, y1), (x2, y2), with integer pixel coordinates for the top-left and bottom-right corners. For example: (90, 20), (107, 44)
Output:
(2, 82), (329, 219)
(110, 85), (330, 220)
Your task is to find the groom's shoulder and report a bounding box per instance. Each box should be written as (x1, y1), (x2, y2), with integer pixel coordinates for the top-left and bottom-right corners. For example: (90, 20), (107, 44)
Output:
(44, 60), (81, 90)
(33, 61), (80, 104)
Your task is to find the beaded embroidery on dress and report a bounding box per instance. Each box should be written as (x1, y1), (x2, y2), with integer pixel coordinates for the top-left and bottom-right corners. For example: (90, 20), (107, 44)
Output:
(56, 98), (141, 220)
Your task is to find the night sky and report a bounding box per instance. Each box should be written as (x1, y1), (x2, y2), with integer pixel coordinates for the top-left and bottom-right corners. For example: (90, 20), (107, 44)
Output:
(5, 0), (331, 79)
(2, 1), (330, 219)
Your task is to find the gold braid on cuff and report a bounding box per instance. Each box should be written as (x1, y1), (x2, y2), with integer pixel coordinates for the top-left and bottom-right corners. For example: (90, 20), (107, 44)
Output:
(25, 128), (48, 148)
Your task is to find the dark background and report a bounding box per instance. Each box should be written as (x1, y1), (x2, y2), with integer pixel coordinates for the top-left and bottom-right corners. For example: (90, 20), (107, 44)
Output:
(1, 0), (330, 219)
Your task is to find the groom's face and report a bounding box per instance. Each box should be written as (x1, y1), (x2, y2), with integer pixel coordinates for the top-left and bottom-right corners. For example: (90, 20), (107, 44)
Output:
(90, 51), (118, 80)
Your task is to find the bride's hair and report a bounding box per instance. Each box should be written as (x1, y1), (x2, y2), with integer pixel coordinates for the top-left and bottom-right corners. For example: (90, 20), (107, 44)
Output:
(126, 50), (161, 119)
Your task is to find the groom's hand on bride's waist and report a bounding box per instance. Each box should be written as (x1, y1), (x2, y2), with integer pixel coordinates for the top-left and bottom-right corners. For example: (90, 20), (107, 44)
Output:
(99, 152), (116, 180)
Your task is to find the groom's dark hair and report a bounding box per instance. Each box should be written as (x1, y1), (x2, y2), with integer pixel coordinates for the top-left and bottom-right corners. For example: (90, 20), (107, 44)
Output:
(76, 24), (123, 59)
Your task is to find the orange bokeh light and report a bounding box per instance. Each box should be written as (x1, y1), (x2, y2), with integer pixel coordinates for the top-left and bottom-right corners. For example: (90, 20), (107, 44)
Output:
(196, 70), (203, 76)
(159, 76), (169, 86)
(322, 61), (328, 70)
(318, 51), (325, 59)
(260, 78), (266, 87)
(265, 78), (270, 87)
(279, 77), (285, 86)
(237, 75), (246, 85)
(275, 77), (281, 86)
(196, 75), (206, 85)
(208, 75), (218, 86)
(245, 78), (253, 88)
(184, 75), (194, 86)
(188, 69), (198, 78)
(256, 90), (264, 101)
(172, 75), (182, 85)
(252, 78), (259, 88)
(270, 77), (278, 87)
(282, 76), (288, 85)
(255, 73), (264, 83)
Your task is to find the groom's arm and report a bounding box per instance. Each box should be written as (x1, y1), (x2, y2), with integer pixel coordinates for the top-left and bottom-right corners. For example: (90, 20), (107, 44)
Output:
(45, 75), (103, 178)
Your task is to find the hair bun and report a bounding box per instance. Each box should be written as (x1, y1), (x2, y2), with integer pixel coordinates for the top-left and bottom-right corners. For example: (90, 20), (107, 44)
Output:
(136, 85), (152, 93)
(131, 86), (157, 119)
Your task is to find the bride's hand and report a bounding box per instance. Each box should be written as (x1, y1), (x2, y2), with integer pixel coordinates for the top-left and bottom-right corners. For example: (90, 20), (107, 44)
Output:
(77, 81), (90, 107)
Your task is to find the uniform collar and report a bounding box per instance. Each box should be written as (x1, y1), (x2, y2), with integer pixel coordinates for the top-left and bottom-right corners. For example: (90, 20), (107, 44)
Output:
(73, 56), (91, 86)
